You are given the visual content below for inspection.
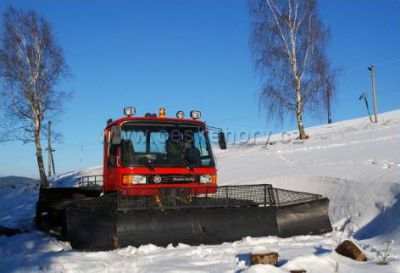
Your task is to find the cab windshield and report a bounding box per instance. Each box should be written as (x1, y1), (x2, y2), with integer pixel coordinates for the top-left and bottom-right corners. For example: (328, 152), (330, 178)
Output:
(118, 122), (215, 168)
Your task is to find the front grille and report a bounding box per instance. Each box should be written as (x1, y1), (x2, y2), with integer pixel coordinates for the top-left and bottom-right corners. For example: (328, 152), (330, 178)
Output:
(148, 175), (198, 184)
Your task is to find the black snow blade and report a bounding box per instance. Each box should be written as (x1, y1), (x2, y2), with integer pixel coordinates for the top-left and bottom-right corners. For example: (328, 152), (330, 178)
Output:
(64, 185), (332, 251)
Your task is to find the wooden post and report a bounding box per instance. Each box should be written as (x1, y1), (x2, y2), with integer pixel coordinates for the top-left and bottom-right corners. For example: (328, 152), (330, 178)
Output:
(51, 147), (56, 175)
(368, 64), (378, 123)
(327, 87), (332, 124)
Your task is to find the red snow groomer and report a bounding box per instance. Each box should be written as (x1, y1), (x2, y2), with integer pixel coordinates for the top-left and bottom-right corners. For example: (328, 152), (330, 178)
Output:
(36, 107), (332, 250)
(103, 107), (220, 197)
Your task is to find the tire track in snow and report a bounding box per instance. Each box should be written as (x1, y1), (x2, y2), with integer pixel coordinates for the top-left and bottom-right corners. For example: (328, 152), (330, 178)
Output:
(276, 134), (400, 154)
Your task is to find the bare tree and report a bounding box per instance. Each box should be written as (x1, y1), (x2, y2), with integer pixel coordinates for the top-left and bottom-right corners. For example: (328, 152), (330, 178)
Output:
(0, 7), (69, 187)
(249, 0), (336, 139)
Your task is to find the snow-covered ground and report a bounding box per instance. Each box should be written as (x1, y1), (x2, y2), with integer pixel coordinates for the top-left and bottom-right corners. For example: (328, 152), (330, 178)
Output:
(1, 110), (399, 273)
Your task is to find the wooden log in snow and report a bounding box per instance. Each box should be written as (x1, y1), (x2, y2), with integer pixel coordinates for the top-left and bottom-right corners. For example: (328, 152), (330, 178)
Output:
(335, 240), (367, 261)
(250, 251), (279, 266)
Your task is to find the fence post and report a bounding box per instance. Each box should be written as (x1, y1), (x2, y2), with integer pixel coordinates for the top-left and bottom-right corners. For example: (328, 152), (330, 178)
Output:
(263, 185), (267, 207)
(225, 187), (229, 208)
(267, 186), (277, 206)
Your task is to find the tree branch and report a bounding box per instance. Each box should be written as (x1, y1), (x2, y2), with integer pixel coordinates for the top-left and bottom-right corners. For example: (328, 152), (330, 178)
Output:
(266, 0), (292, 59)
(299, 13), (313, 81)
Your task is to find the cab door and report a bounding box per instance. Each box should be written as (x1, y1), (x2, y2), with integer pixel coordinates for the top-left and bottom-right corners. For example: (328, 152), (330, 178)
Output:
(103, 126), (120, 192)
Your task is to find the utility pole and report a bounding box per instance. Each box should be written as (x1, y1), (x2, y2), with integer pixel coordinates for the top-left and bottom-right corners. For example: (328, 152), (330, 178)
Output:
(368, 64), (378, 123)
(327, 89), (332, 124)
(51, 149), (56, 176)
(47, 121), (52, 176)
(47, 121), (55, 176)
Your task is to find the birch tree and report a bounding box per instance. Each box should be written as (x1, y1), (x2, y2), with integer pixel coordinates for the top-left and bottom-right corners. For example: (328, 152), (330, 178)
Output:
(250, 0), (336, 139)
(0, 7), (69, 187)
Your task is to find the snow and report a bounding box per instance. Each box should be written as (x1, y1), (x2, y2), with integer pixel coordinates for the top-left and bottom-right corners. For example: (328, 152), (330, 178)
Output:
(0, 177), (39, 230)
(1, 110), (400, 273)
(250, 245), (277, 255)
(49, 166), (102, 188)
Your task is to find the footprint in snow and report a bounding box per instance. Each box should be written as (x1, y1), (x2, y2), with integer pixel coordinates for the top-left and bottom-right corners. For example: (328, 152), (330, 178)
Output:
(381, 161), (400, 169)
(365, 159), (378, 165)
(366, 159), (400, 169)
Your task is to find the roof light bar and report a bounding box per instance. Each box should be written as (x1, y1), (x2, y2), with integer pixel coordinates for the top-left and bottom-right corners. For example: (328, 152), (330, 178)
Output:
(190, 110), (201, 120)
(124, 107), (136, 117)
(176, 111), (185, 119)
(159, 108), (166, 118)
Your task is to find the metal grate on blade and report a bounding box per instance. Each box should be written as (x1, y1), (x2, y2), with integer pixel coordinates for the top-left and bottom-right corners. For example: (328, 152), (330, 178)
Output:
(116, 184), (323, 212)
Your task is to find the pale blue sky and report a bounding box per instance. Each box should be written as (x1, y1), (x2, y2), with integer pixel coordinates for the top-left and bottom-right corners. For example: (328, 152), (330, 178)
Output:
(0, 0), (399, 178)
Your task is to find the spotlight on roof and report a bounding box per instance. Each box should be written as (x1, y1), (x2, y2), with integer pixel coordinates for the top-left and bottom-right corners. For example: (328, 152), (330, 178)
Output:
(190, 110), (201, 120)
(176, 111), (185, 119)
(124, 107), (136, 117)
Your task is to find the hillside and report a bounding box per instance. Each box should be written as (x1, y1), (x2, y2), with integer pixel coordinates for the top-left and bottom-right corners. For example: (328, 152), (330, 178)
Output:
(0, 110), (399, 273)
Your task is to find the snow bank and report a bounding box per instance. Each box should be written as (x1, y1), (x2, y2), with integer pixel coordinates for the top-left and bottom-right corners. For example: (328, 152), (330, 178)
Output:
(49, 166), (102, 188)
(0, 176), (38, 229)
(217, 110), (400, 242)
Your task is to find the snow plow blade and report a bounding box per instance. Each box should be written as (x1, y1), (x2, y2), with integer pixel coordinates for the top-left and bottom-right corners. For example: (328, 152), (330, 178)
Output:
(35, 187), (102, 238)
(64, 184), (332, 250)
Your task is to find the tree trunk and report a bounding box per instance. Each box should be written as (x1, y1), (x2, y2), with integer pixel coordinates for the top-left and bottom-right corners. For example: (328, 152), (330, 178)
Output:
(295, 82), (308, 140)
(296, 109), (307, 140)
(34, 129), (48, 188)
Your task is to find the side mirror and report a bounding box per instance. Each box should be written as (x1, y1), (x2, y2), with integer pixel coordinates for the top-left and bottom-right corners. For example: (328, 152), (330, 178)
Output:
(218, 132), (227, 149)
(111, 125), (121, 145)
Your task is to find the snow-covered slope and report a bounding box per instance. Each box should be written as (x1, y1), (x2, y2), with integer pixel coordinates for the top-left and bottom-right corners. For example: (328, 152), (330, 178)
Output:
(49, 166), (102, 188)
(0, 110), (399, 273)
(0, 176), (39, 229)
(217, 110), (400, 242)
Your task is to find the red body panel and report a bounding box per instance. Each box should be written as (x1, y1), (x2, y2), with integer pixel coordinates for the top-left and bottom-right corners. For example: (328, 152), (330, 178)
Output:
(102, 115), (218, 195)
(103, 166), (217, 192)
(120, 184), (217, 196)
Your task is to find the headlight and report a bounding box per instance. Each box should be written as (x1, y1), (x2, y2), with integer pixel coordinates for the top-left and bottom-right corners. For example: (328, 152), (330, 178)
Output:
(122, 175), (147, 185)
(199, 174), (216, 184)
(132, 175), (147, 184)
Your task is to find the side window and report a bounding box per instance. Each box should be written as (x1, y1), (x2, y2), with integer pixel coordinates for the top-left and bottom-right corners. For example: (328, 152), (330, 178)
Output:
(108, 131), (117, 168)
(193, 130), (211, 165)
(193, 131), (207, 156)
(108, 144), (118, 168)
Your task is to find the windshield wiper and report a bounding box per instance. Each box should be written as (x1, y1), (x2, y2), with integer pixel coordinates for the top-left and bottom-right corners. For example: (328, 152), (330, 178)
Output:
(183, 159), (194, 172)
